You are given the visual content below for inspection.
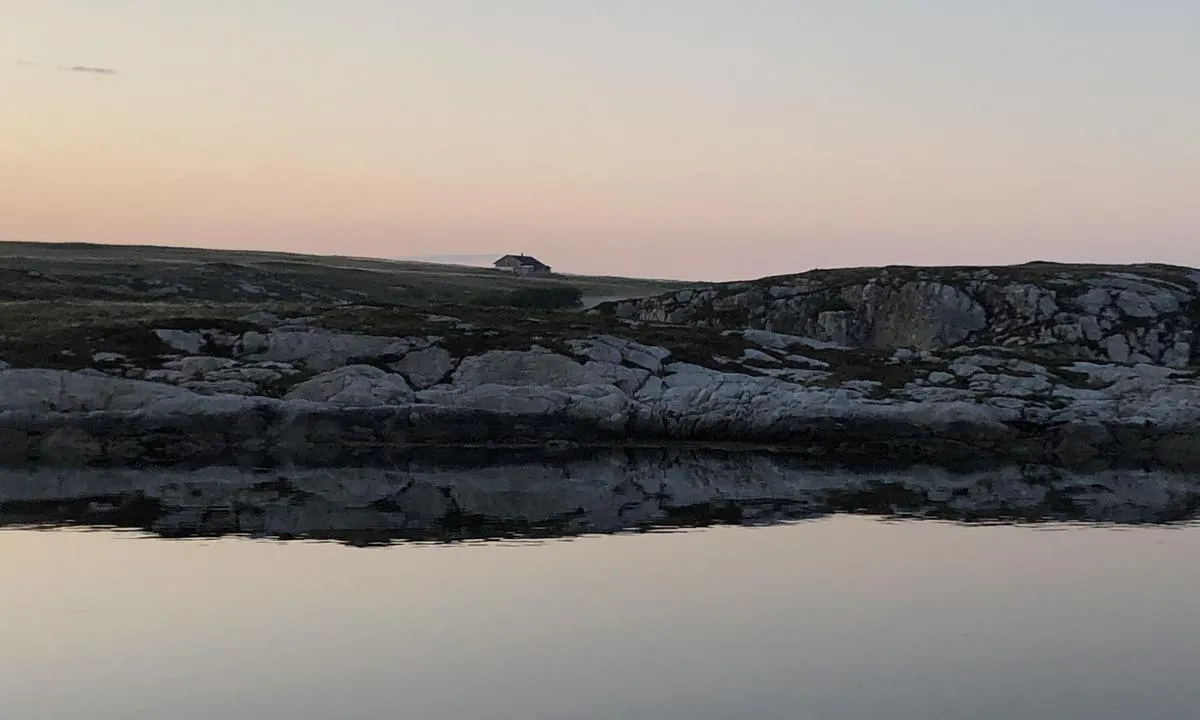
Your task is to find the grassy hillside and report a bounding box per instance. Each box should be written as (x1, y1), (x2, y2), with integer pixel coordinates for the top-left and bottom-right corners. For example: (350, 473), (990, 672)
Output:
(0, 241), (693, 308)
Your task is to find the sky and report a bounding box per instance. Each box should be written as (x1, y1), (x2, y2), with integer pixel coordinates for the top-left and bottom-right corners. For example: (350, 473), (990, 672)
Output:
(2, 1), (1198, 280)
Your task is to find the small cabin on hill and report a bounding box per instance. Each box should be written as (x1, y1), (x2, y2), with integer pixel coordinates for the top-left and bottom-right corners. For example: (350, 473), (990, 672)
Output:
(494, 254), (552, 276)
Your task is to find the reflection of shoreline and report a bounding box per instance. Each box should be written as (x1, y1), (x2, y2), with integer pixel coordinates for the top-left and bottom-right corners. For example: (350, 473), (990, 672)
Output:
(3, 451), (1199, 544)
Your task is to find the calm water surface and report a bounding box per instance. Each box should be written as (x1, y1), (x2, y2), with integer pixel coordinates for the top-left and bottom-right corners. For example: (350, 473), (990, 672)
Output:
(3, 517), (1199, 720)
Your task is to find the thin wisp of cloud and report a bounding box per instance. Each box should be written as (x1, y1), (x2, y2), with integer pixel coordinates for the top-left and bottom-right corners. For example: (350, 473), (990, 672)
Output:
(15, 60), (117, 75)
(65, 65), (117, 75)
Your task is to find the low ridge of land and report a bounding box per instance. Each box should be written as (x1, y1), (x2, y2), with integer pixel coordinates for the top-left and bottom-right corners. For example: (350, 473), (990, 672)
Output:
(1, 240), (1199, 472)
(0, 240), (690, 307)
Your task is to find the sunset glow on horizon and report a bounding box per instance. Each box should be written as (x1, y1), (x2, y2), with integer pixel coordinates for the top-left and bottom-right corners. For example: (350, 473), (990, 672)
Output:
(3, 1), (1198, 280)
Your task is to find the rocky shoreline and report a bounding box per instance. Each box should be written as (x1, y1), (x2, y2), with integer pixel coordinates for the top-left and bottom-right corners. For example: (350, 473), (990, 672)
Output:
(2, 262), (1198, 470)
(2, 387), (1198, 471)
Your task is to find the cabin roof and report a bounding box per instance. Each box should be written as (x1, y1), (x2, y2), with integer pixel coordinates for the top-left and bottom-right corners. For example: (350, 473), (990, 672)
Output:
(494, 254), (550, 269)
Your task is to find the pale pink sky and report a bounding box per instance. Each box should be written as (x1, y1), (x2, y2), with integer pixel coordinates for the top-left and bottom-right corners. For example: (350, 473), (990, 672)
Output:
(2, 2), (1198, 280)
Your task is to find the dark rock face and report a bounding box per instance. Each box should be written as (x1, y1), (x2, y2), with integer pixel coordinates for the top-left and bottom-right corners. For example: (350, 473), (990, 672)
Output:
(2, 403), (1199, 471)
(604, 264), (1200, 367)
(0, 405), (609, 469)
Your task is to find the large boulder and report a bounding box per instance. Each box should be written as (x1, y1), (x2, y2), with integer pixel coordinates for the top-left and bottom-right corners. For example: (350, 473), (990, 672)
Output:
(0, 368), (197, 413)
(390, 346), (456, 389)
(452, 349), (593, 388)
(283, 365), (414, 406)
(244, 328), (417, 371)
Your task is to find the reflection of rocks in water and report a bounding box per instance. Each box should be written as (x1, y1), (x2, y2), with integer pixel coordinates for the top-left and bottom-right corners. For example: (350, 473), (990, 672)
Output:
(2, 450), (1199, 544)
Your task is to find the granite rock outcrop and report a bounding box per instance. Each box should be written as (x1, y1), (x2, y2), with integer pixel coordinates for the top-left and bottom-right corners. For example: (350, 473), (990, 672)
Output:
(602, 264), (1199, 367)
(1, 263), (1197, 470)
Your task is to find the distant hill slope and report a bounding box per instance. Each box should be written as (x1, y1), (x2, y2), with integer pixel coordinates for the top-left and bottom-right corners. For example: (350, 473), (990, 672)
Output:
(599, 262), (1200, 367)
(0, 241), (692, 307)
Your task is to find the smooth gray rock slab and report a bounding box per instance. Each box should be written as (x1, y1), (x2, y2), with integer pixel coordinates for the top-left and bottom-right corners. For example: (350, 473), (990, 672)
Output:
(154, 329), (207, 355)
(390, 347), (455, 390)
(0, 368), (196, 413)
(284, 365), (414, 406)
(452, 350), (592, 389)
(247, 328), (416, 371)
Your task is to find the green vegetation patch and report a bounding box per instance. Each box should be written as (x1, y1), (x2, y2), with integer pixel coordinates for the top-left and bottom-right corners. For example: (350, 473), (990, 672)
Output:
(471, 284), (583, 310)
(0, 301), (275, 370)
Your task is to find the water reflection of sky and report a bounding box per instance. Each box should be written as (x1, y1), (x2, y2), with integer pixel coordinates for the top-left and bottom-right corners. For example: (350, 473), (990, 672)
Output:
(3, 518), (1199, 720)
